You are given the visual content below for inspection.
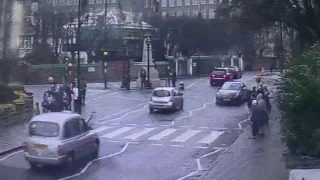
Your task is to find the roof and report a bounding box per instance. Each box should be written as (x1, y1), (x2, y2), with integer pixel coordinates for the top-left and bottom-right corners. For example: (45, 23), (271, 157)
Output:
(153, 87), (176, 91)
(30, 112), (81, 125)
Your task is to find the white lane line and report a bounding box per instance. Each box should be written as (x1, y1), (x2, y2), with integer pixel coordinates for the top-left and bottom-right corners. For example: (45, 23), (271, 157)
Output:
(109, 82), (120, 88)
(0, 150), (23, 162)
(170, 144), (185, 147)
(101, 127), (134, 138)
(124, 128), (155, 140)
(92, 126), (113, 134)
(179, 126), (188, 128)
(148, 128), (177, 141)
(199, 127), (209, 129)
(151, 143), (162, 146)
(238, 118), (249, 129)
(171, 130), (201, 143)
(107, 140), (119, 143)
(195, 146), (208, 149)
(99, 105), (148, 124)
(58, 143), (130, 180)
(126, 124), (138, 126)
(199, 131), (225, 144)
(160, 124), (171, 127)
(110, 123), (121, 125)
(144, 124), (152, 126)
(174, 101), (215, 122)
(113, 96), (148, 102)
(185, 78), (205, 89)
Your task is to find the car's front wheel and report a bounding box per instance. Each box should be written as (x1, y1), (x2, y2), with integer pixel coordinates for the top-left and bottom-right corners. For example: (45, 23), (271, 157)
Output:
(149, 107), (154, 113)
(29, 162), (38, 170)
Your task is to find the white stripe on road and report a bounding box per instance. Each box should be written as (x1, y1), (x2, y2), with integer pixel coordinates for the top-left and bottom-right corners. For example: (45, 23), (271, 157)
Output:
(148, 128), (177, 141)
(199, 131), (225, 144)
(92, 126), (113, 134)
(171, 130), (201, 143)
(124, 128), (155, 140)
(101, 127), (134, 138)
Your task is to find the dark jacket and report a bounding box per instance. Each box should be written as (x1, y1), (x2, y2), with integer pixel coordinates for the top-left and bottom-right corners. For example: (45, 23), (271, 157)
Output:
(171, 72), (177, 81)
(250, 105), (269, 127)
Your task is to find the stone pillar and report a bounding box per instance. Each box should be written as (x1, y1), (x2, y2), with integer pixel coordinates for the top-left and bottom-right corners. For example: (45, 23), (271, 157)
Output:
(221, 60), (225, 67)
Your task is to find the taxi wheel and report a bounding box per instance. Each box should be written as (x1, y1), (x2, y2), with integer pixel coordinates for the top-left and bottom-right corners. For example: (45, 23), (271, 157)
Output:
(64, 152), (75, 167)
(91, 141), (100, 159)
(29, 162), (38, 170)
(149, 107), (154, 113)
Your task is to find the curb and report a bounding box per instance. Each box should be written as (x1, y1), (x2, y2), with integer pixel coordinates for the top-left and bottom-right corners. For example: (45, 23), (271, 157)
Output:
(0, 146), (22, 156)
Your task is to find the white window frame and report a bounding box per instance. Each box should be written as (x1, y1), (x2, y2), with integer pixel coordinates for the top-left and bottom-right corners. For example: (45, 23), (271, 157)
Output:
(161, 0), (167, 7)
(201, 0), (206, 4)
(208, 0), (214, 4)
(176, 0), (182, 6)
(192, 0), (198, 5)
(192, 9), (198, 16)
(208, 9), (215, 19)
(177, 11), (183, 16)
(74, 0), (78, 5)
(184, 10), (190, 16)
(59, 0), (64, 6)
(53, 0), (58, 6)
(145, 0), (149, 7)
(169, 11), (175, 16)
(169, 0), (175, 7)
(184, 0), (190, 5)
(67, 0), (72, 5)
(96, 0), (102, 4)
(161, 11), (167, 17)
(89, 0), (94, 4)
(201, 9), (206, 18)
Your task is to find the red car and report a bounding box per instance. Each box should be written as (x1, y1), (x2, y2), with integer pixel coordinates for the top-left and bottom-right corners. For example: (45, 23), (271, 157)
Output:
(227, 66), (242, 79)
(210, 68), (233, 86)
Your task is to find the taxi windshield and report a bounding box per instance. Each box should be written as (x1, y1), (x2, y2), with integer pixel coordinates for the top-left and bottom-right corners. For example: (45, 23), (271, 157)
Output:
(29, 121), (59, 137)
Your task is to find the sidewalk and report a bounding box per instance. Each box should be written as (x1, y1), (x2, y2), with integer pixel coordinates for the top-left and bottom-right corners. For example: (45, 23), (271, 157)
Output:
(0, 105), (94, 156)
(201, 74), (289, 180)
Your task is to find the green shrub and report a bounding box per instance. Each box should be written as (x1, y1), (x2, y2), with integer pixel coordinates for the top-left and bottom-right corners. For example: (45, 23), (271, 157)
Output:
(0, 86), (18, 104)
(278, 45), (320, 157)
(8, 84), (25, 91)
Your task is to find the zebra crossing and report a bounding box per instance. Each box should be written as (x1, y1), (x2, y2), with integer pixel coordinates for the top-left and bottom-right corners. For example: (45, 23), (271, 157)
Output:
(92, 125), (225, 148)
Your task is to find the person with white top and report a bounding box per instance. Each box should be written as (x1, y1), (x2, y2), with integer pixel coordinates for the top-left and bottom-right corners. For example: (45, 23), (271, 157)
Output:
(72, 82), (81, 114)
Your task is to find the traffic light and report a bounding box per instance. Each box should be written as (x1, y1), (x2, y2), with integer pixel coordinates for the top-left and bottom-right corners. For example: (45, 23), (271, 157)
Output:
(100, 50), (118, 61)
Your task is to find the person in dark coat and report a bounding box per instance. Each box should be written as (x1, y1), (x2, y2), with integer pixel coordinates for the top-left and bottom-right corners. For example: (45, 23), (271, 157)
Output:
(80, 78), (87, 105)
(125, 71), (131, 90)
(171, 70), (177, 87)
(246, 86), (257, 115)
(167, 67), (172, 87)
(250, 100), (269, 138)
(262, 86), (272, 113)
(140, 68), (146, 89)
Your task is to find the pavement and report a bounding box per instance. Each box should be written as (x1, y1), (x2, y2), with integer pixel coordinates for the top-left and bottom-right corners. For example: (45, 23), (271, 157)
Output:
(0, 73), (288, 180)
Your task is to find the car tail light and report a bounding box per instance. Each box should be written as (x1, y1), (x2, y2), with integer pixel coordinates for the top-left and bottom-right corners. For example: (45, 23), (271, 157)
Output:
(223, 74), (228, 78)
(211, 74), (216, 78)
(57, 146), (64, 156)
(22, 142), (28, 152)
(169, 98), (173, 102)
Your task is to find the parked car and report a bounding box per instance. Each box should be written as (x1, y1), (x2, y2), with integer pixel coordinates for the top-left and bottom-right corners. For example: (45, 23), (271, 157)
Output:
(227, 66), (242, 79)
(23, 112), (99, 169)
(210, 67), (233, 86)
(149, 87), (184, 113)
(215, 81), (249, 105)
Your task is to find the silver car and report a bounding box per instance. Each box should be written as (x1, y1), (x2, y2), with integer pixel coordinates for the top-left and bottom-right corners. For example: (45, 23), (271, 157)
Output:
(23, 112), (100, 169)
(149, 87), (184, 113)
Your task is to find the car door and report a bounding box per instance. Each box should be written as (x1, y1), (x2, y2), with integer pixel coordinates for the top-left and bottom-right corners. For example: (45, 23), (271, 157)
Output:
(173, 90), (182, 106)
(62, 119), (83, 159)
(78, 118), (95, 155)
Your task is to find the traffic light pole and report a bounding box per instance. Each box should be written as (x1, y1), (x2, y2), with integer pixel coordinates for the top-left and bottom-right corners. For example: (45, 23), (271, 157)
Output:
(104, 0), (108, 89)
(76, 0), (81, 86)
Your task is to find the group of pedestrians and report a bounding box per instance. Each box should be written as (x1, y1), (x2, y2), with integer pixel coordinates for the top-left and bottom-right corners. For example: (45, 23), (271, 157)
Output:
(247, 85), (272, 139)
(138, 67), (177, 89)
(36, 78), (87, 115)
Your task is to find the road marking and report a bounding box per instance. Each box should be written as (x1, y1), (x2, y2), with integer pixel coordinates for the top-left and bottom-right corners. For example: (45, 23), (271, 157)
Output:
(171, 130), (201, 143)
(113, 96), (148, 101)
(195, 146), (208, 149)
(110, 122), (120, 125)
(160, 124), (171, 127)
(124, 128), (155, 140)
(110, 82), (120, 88)
(199, 127), (209, 129)
(107, 140), (119, 143)
(144, 124), (152, 126)
(102, 105), (148, 123)
(148, 128), (177, 141)
(101, 127), (134, 138)
(92, 126), (113, 134)
(171, 144), (185, 147)
(126, 124), (138, 126)
(199, 131), (225, 144)
(151, 143), (162, 146)
(185, 78), (205, 89)
(179, 126), (188, 128)
(238, 118), (249, 129)
(0, 150), (23, 162)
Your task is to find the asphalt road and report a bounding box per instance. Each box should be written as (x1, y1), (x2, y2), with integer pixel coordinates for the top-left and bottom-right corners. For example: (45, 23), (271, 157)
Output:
(0, 74), (257, 180)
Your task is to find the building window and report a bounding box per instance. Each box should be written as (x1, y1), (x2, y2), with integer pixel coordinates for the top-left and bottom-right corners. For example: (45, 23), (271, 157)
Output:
(20, 37), (33, 49)
(184, 10), (190, 16)
(161, 0), (167, 7)
(201, 9), (206, 18)
(53, 0), (58, 6)
(176, 0), (182, 6)
(59, 0), (64, 6)
(67, 0), (72, 5)
(177, 11), (183, 16)
(184, 0), (190, 6)
(192, 0), (198, 5)
(89, 0), (94, 4)
(201, 0), (206, 4)
(192, 9), (198, 16)
(161, 11), (167, 17)
(169, 0), (174, 7)
(111, 0), (116, 3)
(46, 0), (52, 4)
(96, 0), (102, 4)
(74, 0), (78, 5)
(208, 9), (215, 19)
(208, 0), (214, 4)
(169, 11), (175, 16)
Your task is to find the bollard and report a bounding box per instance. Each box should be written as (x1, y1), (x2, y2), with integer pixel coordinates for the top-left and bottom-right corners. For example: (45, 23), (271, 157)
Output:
(179, 82), (184, 90)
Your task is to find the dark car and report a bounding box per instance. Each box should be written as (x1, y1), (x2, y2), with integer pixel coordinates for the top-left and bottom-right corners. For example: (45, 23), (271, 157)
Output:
(210, 68), (233, 86)
(228, 66), (242, 79)
(215, 81), (249, 105)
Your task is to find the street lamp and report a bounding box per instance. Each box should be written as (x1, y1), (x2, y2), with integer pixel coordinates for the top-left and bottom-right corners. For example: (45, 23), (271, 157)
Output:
(145, 34), (152, 89)
(121, 39), (128, 88)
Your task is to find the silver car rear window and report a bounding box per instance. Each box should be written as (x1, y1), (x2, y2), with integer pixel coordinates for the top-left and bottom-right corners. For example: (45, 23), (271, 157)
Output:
(152, 90), (171, 97)
(29, 121), (60, 137)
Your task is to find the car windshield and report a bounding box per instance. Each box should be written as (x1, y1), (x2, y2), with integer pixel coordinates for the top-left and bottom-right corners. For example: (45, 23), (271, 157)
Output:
(29, 121), (60, 137)
(212, 70), (226, 75)
(152, 90), (171, 97)
(221, 83), (242, 90)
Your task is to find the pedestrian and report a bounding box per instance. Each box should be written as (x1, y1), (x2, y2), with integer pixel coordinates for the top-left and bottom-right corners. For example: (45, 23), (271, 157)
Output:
(246, 86), (257, 115)
(125, 71), (131, 90)
(250, 100), (269, 138)
(167, 68), (172, 87)
(257, 93), (269, 130)
(34, 102), (40, 116)
(80, 77), (87, 105)
(140, 68), (146, 89)
(72, 82), (81, 114)
(171, 70), (177, 87)
(262, 86), (272, 113)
